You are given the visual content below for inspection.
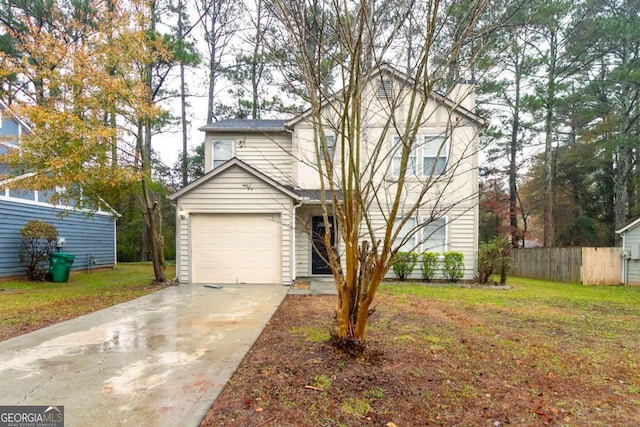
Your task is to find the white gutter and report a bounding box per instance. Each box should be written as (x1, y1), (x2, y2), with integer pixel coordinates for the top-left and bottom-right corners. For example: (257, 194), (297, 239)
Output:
(622, 232), (627, 285)
(291, 199), (303, 283)
(291, 197), (308, 283)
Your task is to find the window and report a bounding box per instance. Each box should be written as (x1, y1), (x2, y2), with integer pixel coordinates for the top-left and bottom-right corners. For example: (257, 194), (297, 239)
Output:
(212, 140), (234, 169)
(391, 136), (417, 177)
(393, 217), (417, 252)
(422, 135), (448, 176)
(318, 134), (335, 161)
(422, 217), (447, 253)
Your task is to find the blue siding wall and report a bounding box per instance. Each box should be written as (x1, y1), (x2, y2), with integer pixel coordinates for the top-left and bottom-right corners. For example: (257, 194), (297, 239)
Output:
(0, 114), (20, 137)
(0, 198), (116, 278)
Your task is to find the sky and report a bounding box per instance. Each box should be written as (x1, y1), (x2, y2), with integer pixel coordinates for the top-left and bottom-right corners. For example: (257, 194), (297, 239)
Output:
(153, 67), (211, 168)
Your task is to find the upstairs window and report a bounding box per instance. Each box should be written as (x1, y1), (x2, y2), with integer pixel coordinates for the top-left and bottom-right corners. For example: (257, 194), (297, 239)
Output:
(422, 216), (447, 253)
(422, 135), (448, 176)
(318, 134), (335, 161)
(391, 136), (417, 177)
(212, 140), (234, 169)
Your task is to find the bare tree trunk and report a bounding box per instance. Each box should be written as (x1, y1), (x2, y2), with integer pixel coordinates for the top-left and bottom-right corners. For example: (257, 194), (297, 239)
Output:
(139, 0), (165, 282)
(250, 0), (264, 119)
(269, 0), (490, 354)
(509, 45), (521, 248)
(543, 31), (557, 248)
(207, 39), (217, 123)
(179, 0), (189, 187)
(613, 147), (629, 238)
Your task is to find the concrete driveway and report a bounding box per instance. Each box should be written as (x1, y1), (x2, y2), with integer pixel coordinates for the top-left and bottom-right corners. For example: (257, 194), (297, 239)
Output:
(0, 283), (288, 427)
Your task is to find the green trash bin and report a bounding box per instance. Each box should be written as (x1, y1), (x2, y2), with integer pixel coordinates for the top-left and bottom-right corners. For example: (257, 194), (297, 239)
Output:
(49, 252), (75, 282)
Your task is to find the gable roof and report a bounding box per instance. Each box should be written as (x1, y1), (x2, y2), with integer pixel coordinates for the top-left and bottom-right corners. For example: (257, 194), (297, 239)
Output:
(616, 216), (640, 234)
(0, 101), (119, 217)
(168, 157), (302, 201)
(286, 63), (485, 128)
(198, 119), (290, 133)
(0, 100), (33, 135)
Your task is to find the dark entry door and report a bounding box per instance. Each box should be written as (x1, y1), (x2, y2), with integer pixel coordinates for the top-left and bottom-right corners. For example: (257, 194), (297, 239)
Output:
(311, 216), (335, 275)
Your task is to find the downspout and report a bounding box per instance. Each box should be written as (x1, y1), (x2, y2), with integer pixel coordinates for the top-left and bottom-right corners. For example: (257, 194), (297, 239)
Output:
(622, 232), (627, 285)
(291, 198), (304, 284)
(168, 199), (180, 282)
(285, 121), (300, 284)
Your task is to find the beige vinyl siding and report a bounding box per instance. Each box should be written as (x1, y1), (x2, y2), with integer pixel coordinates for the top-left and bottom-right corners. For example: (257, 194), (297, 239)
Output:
(622, 227), (640, 285)
(292, 83), (479, 203)
(188, 71), (481, 283)
(292, 206), (477, 281)
(176, 165), (293, 285)
(378, 207), (477, 281)
(290, 77), (480, 281)
(204, 132), (293, 183)
(295, 226), (310, 277)
(441, 206), (478, 280)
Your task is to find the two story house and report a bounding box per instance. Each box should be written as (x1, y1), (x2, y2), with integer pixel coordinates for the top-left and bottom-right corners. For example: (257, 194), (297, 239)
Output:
(0, 100), (117, 278)
(169, 66), (483, 285)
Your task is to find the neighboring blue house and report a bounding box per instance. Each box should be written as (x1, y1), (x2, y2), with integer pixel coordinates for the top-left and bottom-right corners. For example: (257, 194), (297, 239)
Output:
(0, 101), (117, 278)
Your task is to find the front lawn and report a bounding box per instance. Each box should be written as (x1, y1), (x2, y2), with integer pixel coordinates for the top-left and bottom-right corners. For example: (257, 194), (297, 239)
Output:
(0, 263), (175, 341)
(202, 277), (640, 426)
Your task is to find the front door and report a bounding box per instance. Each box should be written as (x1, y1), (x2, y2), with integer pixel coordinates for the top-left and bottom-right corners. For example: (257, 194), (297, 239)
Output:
(311, 216), (335, 275)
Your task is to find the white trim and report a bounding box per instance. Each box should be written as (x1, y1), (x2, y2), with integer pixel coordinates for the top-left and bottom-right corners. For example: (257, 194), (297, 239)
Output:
(291, 199), (303, 281)
(113, 220), (118, 266)
(169, 157), (301, 201)
(621, 232), (627, 284)
(617, 217), (640, 234)
(0, 140), (18, 149)
(0, 100), (34, 133)
(0, 193), (114, 217)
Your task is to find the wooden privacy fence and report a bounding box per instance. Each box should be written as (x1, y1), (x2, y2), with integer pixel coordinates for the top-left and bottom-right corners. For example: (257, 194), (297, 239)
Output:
(510, 247), (621, 285)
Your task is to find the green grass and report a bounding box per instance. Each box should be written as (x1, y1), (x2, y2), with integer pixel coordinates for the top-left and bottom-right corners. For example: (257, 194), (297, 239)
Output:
(381, 276), (640, 384)
(0, 263), (175, 340)
(291, 325), (331, 342)
(382, 276), (640, 311)
(205, 276), (640, 426)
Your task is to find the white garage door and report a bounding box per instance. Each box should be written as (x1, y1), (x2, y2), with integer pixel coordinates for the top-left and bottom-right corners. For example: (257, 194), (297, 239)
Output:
(190, 213), (282, 284)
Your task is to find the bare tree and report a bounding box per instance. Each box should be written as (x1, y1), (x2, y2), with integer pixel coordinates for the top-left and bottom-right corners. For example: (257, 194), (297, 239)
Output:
(268, 0), (494, 353)
(195, 0), (241, 124)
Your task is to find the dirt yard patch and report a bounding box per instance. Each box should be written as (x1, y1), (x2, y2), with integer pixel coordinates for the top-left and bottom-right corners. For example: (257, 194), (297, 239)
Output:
(201, 282), (640, 426)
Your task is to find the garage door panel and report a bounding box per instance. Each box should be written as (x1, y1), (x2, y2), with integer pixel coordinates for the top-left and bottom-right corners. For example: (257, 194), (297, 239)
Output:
(191, 214), (281, 284)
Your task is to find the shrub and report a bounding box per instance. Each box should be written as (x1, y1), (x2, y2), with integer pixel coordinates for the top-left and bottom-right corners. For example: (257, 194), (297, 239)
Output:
(19, 220), (58, 281)
(478, 241), (498, 284)
(477, 237), (511, 284)
(442, 251), (464, 282)
(421, 252), (440, 281)
(392, 251), (418, 280)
